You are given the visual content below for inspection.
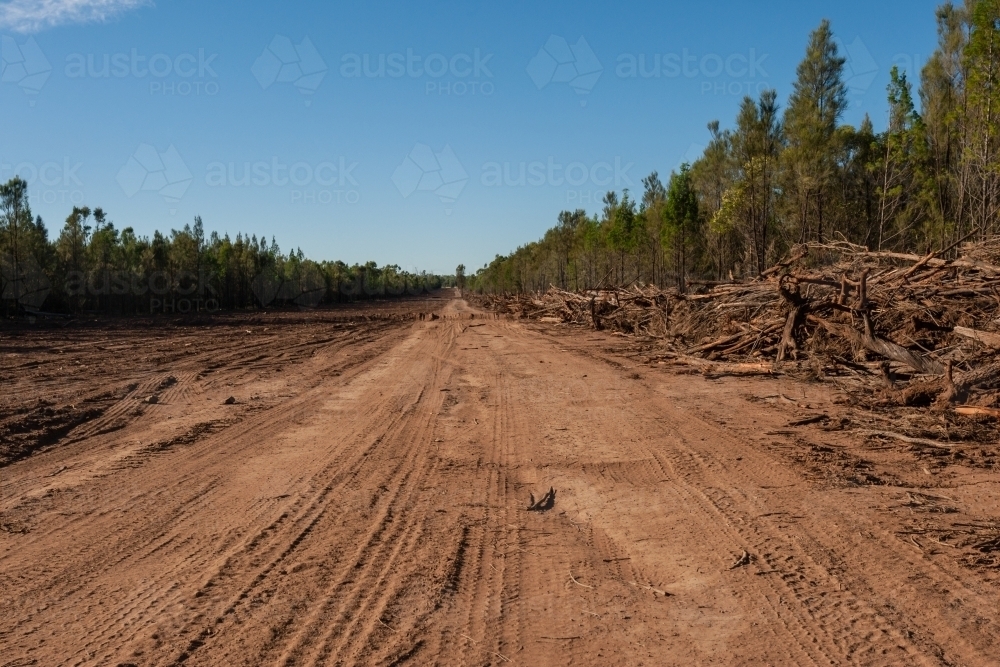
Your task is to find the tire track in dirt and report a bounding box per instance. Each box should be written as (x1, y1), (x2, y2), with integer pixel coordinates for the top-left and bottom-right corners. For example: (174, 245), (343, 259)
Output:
(157, 321), (463, 665)
(635, 418), (914, 665)
(297, 318), (519, 665)
(1, 318), (415, 666)
(468, 317), (986, 665)
(634, 388), (1000, 664)
(169, 357), (448, 662)
(4, 298), (1000, 665)
(431, 343), (520, 667)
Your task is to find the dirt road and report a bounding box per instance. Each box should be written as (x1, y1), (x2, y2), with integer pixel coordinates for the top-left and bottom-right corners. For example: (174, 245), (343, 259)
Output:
(3, 295), (1000, 665)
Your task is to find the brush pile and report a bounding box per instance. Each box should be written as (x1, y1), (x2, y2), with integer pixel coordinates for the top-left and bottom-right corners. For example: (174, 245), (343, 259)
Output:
(472, 240), (1000, 419)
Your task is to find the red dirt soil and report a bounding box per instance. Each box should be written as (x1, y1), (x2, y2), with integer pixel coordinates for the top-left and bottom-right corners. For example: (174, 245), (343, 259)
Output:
(2, 290), (999, 665)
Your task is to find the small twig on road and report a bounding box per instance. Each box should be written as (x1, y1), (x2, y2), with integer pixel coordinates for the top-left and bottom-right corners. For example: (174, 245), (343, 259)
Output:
(569, 572), (593, 589)
(729, 550), (751, 569)
(787, 414), (829, 427)
(928, 536), (958, 549)
(861, 430), (962, 449)
(627, 580), (672, 596)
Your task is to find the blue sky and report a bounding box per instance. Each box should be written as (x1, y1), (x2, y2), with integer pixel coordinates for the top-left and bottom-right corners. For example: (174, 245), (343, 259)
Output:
(1, 0), (942, 274)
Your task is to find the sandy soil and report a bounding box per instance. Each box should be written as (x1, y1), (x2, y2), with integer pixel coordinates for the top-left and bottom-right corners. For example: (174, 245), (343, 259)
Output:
(2, 291), (999, 665)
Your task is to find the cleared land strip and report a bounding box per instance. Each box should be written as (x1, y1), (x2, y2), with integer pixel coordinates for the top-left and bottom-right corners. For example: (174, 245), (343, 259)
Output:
(2, 297), (999, 665)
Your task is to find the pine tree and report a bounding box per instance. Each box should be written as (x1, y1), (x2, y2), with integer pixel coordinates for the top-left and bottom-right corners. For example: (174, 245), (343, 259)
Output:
(0, 177), (33, 311)
(692, 121), (736, 278)
(919, 2), (968, 249)
(732, 90), (783, 273)
(663, 165), (699, 290)
(783, 19), (848, 243)
(963, 0), (1000, 239)
(875, 66), (923, 249)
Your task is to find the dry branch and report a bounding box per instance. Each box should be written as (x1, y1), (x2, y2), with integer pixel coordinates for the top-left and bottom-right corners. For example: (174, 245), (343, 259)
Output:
(953, 326), (1000, 349)
(811, 317), (945, 375)
(955, 406), (1000, 419)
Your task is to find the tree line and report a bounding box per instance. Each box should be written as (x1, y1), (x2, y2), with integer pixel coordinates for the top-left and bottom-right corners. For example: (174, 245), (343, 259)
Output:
(469, 2), (1000, 294)
(0, 177), (447, 317)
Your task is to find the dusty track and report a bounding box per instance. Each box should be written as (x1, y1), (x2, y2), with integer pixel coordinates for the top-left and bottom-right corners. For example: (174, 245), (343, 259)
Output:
(2, 294), (1000, 665)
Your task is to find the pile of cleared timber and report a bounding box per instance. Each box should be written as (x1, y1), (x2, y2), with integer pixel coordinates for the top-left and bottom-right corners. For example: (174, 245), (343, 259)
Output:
(472, 239), (1000, 419)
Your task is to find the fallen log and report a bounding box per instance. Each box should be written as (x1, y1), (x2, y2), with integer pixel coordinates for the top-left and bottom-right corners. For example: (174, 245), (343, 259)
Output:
(900, 250), (938, 280)
(791, 276), (843, 289)
(955, 361), (1000, 391)
(809, 316), (945, 375)
(719, 321), (784, 355)
(952, 326), (1000, 349)
(861, 430), (962, 449)
(760, 246), (808, 278)
(865, 251), (1000, 275)
(702, 362), (776, 377)
(687, 279), (738, 286)
(686, 332), (746, 355)
(954, 406), (1000, 419)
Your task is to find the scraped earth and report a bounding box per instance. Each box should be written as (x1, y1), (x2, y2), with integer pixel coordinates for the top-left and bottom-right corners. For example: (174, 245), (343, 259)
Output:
(2, 292), (1000, 665)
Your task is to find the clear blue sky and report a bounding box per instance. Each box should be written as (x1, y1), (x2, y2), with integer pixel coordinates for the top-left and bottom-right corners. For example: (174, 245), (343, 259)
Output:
(1, 0), (943, 274)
